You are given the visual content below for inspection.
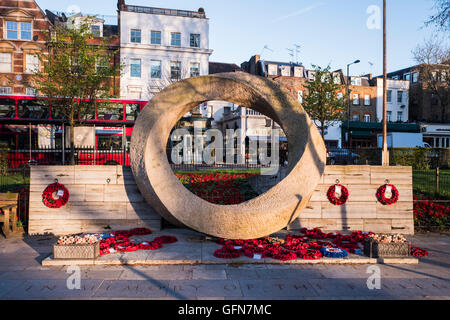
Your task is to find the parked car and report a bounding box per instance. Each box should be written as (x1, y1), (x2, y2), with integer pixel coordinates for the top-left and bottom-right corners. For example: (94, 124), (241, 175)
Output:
(327, 148), (360, 165)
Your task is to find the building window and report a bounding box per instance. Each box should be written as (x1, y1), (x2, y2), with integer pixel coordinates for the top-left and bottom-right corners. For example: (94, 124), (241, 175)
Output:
(91, 25), (101, 37)
(333, 73), (341, 84)
(351, 77), (361, 86)
(294, 67), (304, 78)
(387, 90), (392, 102)
(397, 111), (403, 122)
(150, 60), (161, 79)
(280, 65), (291, 77)
(25, 54), (39, 73)
(151, 31), (161, 45)
(0, 53), (12, 72)
(0, 87), (12, 94)
(171, 33), (181, 46)
(21, 22), (32, 40)
(364, 94), (371, 106)
(130, 59), (141, 78)
(268, 64), (277, 76)
(397, 90), (403, 103)
(387, 111), (392, 122)
(190, 34), (200, 48)
(297, 90), (303, 103)
(353, 94), (359, 105)
(26, 88), (36, 96)
(412, 72), (418, 83)
(352, 114), (359, 121)
(130, 29), (141, 43)
(190, 62), (200, 77)
(6, 21), (18, 39)
(6, 21), (32, 40)
(170, 61), (181, 80)
(364, 114), (371, 122)
(403, 73), (411, 81)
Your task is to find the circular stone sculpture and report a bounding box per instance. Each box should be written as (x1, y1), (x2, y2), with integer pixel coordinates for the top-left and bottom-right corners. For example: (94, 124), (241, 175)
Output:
(131, 72), (326, 239)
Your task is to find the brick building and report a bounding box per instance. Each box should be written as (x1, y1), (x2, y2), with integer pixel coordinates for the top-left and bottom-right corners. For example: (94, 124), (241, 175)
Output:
(241, 55), (379, 147)
(0, 0), (52, 95)
(387, 64), (449, 123)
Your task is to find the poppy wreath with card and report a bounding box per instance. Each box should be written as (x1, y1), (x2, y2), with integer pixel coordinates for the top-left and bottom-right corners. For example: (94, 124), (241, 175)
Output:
(327, 184), (349, 205)
(376, 184), (399, 205)
(42, 182), (69, 208)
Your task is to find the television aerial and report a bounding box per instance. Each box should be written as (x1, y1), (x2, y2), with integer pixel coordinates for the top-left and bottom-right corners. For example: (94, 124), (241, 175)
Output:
(260, 45), (273, 57)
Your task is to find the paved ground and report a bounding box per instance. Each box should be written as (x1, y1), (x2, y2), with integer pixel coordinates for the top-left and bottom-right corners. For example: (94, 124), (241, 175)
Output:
(0, 231), (448, 300)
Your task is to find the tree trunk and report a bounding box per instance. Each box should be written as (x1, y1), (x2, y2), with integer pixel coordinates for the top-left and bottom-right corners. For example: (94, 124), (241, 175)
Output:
(321, 123), (326, 141)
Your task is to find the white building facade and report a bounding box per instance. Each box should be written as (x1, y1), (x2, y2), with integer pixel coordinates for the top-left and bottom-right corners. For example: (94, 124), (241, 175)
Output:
(375, 78), (410, 123)
(119, 3), (212, 100)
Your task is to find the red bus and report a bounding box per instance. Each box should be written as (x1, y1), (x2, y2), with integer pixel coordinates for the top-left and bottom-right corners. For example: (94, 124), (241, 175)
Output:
(0, 94), (148, 167)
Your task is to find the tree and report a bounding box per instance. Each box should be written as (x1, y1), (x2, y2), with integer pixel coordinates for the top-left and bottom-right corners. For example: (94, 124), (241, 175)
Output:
(302, 65), (347, 140)
(32, 18), (121, 164)
(412, 37), (450, 121)
(425, 0), (450, 32)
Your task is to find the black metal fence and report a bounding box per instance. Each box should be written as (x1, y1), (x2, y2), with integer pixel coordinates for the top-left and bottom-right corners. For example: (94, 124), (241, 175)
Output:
(5, 146), (130, 168)
(3, 146), (450, 169)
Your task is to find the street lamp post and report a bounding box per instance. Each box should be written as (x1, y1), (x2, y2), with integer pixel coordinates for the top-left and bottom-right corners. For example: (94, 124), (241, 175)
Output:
(346, 59), (360, 148)
(382, 0), (389, 166)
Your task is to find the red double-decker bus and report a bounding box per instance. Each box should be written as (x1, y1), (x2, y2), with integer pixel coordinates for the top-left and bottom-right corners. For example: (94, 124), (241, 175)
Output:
(0, 94), (148, 167)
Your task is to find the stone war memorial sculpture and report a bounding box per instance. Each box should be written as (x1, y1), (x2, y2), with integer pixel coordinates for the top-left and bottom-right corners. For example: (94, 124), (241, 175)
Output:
(28, 72), (414, 237)
(131, 72), (327, 239)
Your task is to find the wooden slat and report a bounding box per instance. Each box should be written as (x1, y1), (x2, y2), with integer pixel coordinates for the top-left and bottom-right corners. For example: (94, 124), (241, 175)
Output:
(370, 166), (412, 185)
(74, 166), (117, 185)
(321, 201), (377, 219)
(323, 165), (371, 184)
(31, 166), (75, 185)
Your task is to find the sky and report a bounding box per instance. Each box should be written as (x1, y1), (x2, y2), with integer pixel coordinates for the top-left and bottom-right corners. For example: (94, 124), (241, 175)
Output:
(35, 0), (445, 76)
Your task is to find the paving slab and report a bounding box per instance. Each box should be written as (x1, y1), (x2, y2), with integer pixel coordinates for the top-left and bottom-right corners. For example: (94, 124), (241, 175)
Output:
(93, 280), (171, 298)
(192, 269), (227, 280)
(167, 280), (243, 297)
(3, 279), (103, 299)
(239, 279), (319, 297)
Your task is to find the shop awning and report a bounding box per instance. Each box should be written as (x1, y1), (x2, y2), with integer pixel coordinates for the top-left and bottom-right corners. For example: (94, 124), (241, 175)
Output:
(351, 130), (372, 138)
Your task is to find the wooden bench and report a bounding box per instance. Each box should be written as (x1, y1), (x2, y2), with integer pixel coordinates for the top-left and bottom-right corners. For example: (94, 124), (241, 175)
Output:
(0, 193), (19, 237)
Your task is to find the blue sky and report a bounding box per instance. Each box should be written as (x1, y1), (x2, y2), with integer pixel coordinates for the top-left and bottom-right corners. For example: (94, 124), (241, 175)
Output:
(36, 0), (443, 76)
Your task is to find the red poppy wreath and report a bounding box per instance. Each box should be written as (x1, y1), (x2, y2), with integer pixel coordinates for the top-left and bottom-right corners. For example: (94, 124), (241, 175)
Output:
(327, 184), (349, 205)
(376, 184), (399, 205)
(42, 182), (69, 209)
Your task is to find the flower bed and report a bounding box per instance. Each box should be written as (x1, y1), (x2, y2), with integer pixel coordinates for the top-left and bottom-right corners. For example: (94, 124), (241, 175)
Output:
(414, 195), (450, 230)
(175, 171), (259, 205)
